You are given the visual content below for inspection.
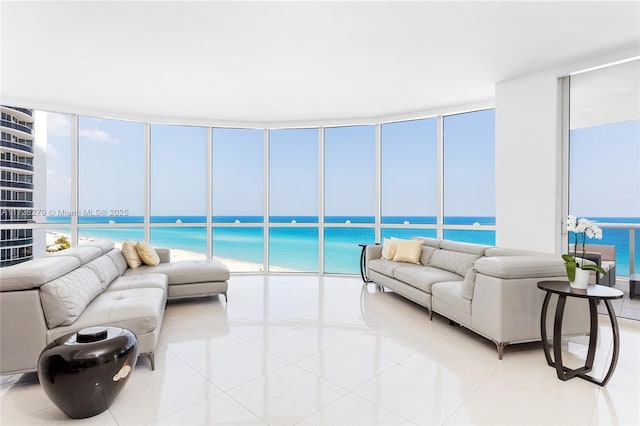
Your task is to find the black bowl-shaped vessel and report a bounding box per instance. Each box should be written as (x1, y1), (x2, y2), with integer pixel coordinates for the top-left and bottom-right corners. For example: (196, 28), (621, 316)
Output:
(37, 327), (138, 419)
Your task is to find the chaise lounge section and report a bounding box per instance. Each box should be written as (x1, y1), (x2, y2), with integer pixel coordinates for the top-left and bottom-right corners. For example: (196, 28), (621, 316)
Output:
(0, 240), (229, 375)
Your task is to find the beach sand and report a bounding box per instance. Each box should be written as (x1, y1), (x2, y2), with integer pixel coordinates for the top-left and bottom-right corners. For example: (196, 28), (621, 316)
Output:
(45, 231), (293, 272)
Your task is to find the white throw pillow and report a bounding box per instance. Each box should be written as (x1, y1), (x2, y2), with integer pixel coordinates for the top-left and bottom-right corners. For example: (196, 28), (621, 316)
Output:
(381, 238), (399, 260)
(392, 239), (423, 264)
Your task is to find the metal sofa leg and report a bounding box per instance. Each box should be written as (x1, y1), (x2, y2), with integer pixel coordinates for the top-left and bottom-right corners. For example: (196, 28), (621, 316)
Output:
(496, 342), (507, 360)
(140, 351), (155, 370)
(221, 292), (228, 303)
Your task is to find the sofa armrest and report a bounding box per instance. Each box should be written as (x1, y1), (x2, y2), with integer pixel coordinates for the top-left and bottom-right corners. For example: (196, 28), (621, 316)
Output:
(365, 245), (383, 278)
(155, 247), (171, 263)
(474, 255), (566, 279)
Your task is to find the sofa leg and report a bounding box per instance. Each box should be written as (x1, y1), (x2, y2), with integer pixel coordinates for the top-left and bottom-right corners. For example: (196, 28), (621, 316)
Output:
(429, 309), (433, 321)
(140, 352), (155, 370)
(496, 342), (507, 360)
(221, 292), (228, 303)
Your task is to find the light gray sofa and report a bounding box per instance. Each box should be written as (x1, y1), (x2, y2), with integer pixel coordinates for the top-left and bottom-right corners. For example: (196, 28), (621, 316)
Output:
(0, 240), (229, 375)
(365, 237), (590, 359)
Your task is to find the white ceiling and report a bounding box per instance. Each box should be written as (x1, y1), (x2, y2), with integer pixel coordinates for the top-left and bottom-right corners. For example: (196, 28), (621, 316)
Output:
(1, 1), (639, 126)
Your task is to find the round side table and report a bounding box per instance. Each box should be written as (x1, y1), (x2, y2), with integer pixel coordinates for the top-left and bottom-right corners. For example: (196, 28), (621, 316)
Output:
(38, 327), (138, 418)
(537, 281), (622, 386)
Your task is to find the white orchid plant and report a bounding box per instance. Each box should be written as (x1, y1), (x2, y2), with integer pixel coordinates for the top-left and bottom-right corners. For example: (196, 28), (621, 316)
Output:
(562, 215), (606, 281)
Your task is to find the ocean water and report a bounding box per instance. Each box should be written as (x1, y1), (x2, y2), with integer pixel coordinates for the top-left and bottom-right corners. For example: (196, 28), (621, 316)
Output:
(47, 216), (639, 275)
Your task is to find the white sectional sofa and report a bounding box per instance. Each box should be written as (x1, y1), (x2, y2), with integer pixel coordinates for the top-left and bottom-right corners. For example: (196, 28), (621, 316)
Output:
(365, 237), (589, 358)
(0, 240), (229, 374)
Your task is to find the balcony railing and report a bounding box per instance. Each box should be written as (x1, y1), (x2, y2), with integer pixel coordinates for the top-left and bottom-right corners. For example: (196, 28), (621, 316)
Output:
(6, 107), (33, 116)
(592, 222), (639, 276)
(0, 200), (33, 208)
(0, 160), (33, 171)
(0, 180), (34, 190)
(0, 238), (33, 248)
(0, 139), (34, 153)
(0, 120), (33, 135)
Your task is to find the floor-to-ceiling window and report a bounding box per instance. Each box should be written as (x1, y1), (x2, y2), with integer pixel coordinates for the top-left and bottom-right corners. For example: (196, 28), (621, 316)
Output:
(569, 59), (640, 278)
(77, 116), (144, 244)
(381, 118), (437, 240)
(324, 125), (376, 274)
(443, 109), (496, 245)
(212, 128), (265, 271)
(6, 106), (497, 275)
(269, 128), (319, 272)
(150, 124), (207, 259)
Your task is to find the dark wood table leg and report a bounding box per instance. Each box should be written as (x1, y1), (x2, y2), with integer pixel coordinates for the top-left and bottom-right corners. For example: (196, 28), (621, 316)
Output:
(359, 245), (368, 283)
(584, 298), (599, 371)
(540, 292), (554, 366)
(553, 294), (567, 380)
(599, 299), (620, 386)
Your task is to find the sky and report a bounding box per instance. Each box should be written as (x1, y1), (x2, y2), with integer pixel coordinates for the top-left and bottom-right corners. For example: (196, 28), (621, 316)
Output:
(43, 109), (638, 221)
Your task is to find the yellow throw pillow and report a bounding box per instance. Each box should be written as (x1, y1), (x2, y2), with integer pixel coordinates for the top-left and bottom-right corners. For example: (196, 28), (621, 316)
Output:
(121, 240), (143, 269)
(381, 238), (399, 260)
(392, 239), (423, 264)
(136, 241), (160, 266)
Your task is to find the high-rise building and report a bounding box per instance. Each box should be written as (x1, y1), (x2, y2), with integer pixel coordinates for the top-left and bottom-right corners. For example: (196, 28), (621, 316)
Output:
(0, 105), (35, 266)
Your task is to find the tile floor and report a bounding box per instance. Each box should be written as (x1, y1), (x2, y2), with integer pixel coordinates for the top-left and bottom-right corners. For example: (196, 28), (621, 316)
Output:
(1, 274), (639, 425)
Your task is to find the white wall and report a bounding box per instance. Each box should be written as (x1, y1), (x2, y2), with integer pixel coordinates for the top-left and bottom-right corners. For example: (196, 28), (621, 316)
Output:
(495, 71), (563, 254)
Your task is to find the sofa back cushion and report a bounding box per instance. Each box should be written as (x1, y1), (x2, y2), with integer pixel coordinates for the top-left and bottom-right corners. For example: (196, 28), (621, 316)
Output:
(84, 255), (123, 290)
(419, 246), (437, 266)
(440, 240), (489, 255)
(106, 248), (128, 275)
(40, 267), (103, 328)
(78, 239), (115, 254)
(411, 237), (441, 249)
(49, 245), (103, 265)
(460, 268), (477, 301)
(429, 249), (481, 276)
(0, 256), (80, 291)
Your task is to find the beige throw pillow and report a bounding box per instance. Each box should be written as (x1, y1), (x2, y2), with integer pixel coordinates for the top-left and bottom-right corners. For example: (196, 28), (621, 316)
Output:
(121, 240), (143, 269)
(136, 241), (160, 266)
(392, 239), (423, 264)
(381, 238), (398, 260)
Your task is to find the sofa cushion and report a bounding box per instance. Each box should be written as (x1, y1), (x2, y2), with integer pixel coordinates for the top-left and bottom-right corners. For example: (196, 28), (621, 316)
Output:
(419, 246), (437, 266)
(49, 246), (103, 265)
(47, 287), (166, 342)
(411, 237), (441, 249)
(432, 281), (471, 323)
(0, 256), (80, 291)
(124, 259), (230, 284)
(368, 258), (402, 277)
(429, 249), (481, 276)
(136, 241), (160, 266)
(484, 247), (542, 257)
(79, 239), (115, 254)
(121, 240), (143, 269)
(39, 267), (103, 328)
(392, 239), (422, 264)
(381, 238), (398, 260)
(393, 265), (462, 293)
(440, 240), (489, 255)
(106, 248), (128, 275)
(106, 273), (168, 292)
(84, 255), (122, 290)
(460, 268), (477, 301)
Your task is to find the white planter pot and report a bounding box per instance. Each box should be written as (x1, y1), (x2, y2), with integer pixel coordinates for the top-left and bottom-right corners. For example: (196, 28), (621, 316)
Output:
(570, 268), (590, 289)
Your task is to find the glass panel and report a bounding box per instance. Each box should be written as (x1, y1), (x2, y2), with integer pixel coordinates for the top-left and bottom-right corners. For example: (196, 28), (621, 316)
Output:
(381, 118), (437, 224)
(381, 228), (436, 240)
(78, 228), (144, 247)
(44, 112), (72, 224)
(569, 60), (640, 280)
(443, 109), (495, 225)
(212, 227), (264, 272)
(150, 125), (206, 223)
(269, 128), (318, 223)
(269, 227), (318, 272)
(150, 227), (206, 260)
(324, 126), (375, 224)
(324, 227), (375, 274)
(78, 117), (144, 224)
(213, 128), (264, 223)
(443, 229), (496, 246)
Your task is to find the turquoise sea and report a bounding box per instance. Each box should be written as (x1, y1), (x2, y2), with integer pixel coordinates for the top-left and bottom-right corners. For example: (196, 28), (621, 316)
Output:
(47, 216), (639, 276)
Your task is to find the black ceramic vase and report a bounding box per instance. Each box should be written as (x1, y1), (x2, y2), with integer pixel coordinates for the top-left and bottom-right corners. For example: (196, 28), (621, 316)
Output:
(37, 327), (138, 419)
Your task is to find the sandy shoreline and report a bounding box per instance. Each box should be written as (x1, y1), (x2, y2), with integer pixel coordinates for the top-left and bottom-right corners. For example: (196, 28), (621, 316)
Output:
(46, 231), (293, 272)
